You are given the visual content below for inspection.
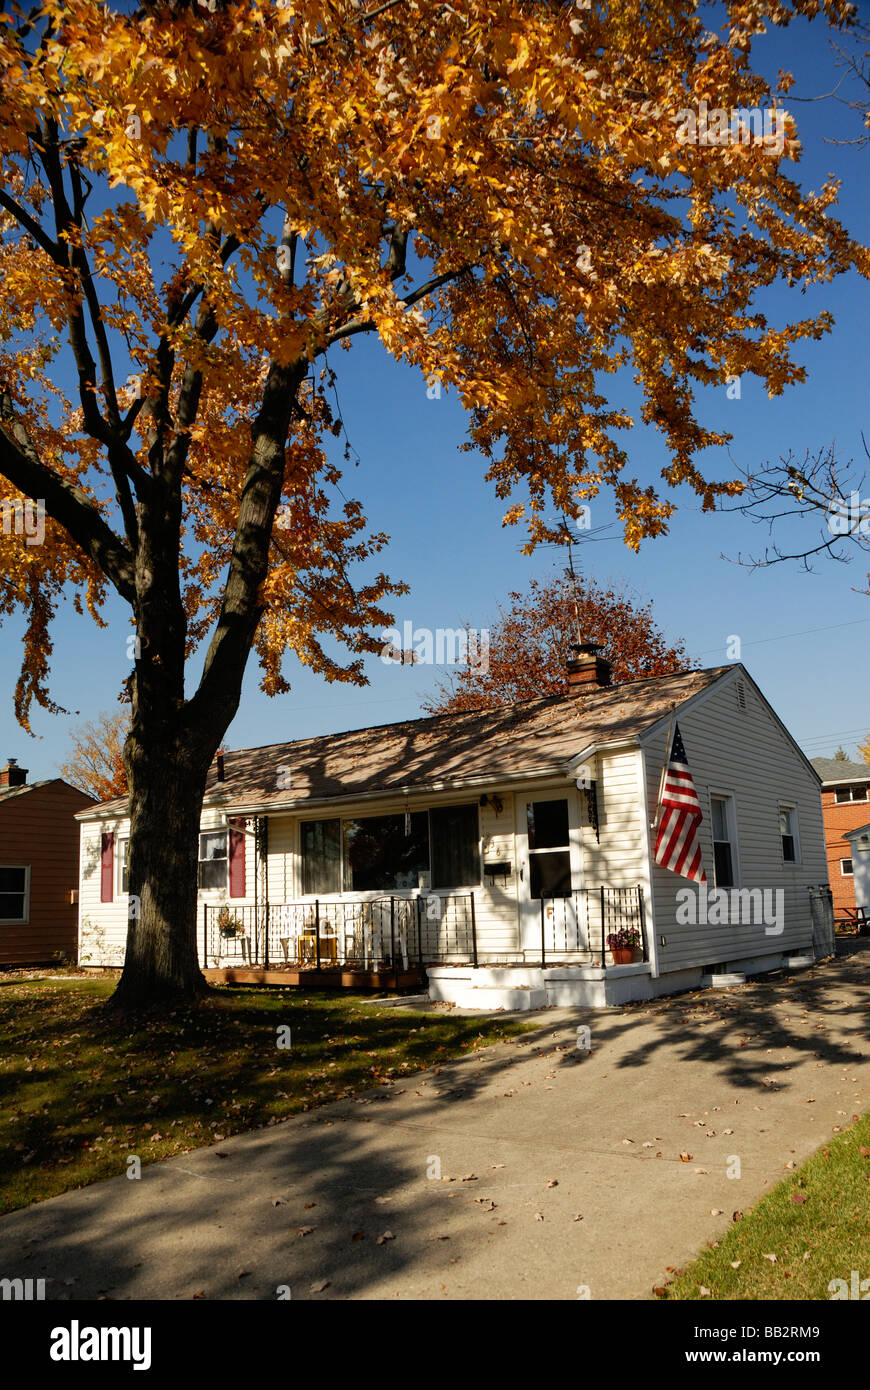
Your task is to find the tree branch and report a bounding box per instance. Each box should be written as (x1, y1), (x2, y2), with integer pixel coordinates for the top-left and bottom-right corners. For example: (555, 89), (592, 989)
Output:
(0, 387), (136, 603)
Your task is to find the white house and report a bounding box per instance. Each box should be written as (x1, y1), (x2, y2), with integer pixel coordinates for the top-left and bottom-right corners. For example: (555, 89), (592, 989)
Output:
(843, 822), (870, 920)
(75, 651), (831, 1010)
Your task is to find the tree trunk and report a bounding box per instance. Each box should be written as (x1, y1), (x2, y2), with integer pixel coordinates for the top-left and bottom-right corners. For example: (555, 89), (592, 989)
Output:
(110, 739), (213, 1010)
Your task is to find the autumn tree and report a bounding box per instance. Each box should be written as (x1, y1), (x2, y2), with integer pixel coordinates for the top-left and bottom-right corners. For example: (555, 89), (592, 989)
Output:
(60, 709), (130, 800)
(858, 736), (870, 765)
(1, 0), (867, 1007)
(423, 574), (690, 713)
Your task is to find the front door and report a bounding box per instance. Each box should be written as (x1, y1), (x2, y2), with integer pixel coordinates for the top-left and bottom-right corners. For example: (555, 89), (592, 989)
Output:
(516, 794), (582, 953)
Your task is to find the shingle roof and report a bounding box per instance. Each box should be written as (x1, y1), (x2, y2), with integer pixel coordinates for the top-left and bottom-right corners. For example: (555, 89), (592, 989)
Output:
(810, 757), (870, 785)
(0, 778), (58, 804)
(78, 665), (729, 821)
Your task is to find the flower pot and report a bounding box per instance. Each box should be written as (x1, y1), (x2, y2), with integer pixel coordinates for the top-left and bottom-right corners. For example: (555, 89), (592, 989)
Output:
(610, 947), (635, 965)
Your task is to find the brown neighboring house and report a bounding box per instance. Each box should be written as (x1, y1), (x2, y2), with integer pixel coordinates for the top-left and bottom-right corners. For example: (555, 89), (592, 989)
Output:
(0, 759), (96, 966)
(810, 757), (870, 920)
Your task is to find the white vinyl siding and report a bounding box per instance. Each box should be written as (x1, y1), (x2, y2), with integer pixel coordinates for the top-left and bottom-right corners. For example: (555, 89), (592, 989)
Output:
(642, 671), (822, 974)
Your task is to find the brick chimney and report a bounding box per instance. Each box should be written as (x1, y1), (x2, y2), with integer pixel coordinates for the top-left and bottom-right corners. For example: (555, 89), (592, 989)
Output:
(0, 757), (28, 789)
(566, 642), (612, 691)
(213, 748), (226, 782)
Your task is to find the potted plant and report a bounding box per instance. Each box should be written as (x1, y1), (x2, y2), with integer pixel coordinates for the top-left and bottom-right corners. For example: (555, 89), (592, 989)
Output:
(217, 906), (247, 940)
(606, 927), (641, 965)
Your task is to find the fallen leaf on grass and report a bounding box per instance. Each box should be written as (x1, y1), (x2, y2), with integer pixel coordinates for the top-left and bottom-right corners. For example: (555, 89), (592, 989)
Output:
(763, 1253), (778, 1263)
(699, 1285), (711, 1297)
(792, 1194), (808, 1204)
(733, 1211), (744, 1222)
(730, 1261), (741, 1270)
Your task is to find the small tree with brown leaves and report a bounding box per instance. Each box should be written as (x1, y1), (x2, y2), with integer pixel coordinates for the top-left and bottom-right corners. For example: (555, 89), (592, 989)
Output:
(423, 575), (689, 713)
(60, 710), (130, 802)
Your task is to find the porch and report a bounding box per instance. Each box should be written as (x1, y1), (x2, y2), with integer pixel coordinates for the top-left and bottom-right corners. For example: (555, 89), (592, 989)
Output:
(200, 884), (650, 993)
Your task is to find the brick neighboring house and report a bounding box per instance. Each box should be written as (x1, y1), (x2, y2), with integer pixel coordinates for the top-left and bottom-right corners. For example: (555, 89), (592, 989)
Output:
(0, 759), (96, 966)
(810, 757), (870, 919)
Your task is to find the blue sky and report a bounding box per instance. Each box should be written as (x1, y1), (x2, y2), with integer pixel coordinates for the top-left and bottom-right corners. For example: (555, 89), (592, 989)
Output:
(2, 8), (869, 779)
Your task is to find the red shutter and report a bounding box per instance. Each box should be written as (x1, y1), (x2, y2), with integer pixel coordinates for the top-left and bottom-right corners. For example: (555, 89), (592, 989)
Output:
(100, 832), (114, 902)
(229, 819), (246, 898)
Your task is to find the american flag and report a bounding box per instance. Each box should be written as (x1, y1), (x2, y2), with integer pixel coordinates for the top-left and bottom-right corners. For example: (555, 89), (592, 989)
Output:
(654, 723), (707, 884)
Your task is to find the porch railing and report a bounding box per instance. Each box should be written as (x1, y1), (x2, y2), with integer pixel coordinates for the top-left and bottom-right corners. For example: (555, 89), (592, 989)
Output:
(538, 885), (648, 968)
(203, 893), (477, 972)
(203, 884), (646, 972)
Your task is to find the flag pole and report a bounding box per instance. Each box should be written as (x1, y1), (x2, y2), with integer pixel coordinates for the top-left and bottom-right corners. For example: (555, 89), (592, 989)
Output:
(651, 703), (677, 830)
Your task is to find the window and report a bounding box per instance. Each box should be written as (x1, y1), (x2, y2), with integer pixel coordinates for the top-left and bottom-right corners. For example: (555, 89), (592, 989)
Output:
(343, 812), (429, 891)
(526, 798), (573, 899)
(834, 785), (869, 803)
(779, 807), (799, 864)
(301, 819), (341, 894)
(300, 804), (480, 895)
(841, 859), (854, 876)
(118, 838), (130, 894)
(430, 804), (479, 888)
(710, 795), (736, 889)
(0, 865), (29, 924)
(198, 831), (228, 890)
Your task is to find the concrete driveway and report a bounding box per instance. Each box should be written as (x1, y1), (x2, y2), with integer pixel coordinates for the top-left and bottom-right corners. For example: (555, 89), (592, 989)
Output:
(2, 943), (869, 1300)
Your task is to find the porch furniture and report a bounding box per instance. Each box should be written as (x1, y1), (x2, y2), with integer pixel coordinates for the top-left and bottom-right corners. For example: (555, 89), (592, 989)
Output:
(835, 904), (870, 935)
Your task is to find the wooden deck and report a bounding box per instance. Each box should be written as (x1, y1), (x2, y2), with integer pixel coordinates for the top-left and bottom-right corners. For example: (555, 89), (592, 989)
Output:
(203, 965), (427, 991)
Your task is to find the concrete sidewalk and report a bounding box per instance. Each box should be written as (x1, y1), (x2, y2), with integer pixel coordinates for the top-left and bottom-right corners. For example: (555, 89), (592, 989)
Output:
(2, 943), (869, 1300)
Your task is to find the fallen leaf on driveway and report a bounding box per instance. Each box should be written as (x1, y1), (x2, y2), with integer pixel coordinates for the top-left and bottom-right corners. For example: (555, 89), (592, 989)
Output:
(460, 1174), (478, 1182)
(573, 1213), (583, 1221)
(733, 1211), (744, 1222)
(679, 1152), (693, 1162)
(375, 1231), (395, 1245)
(297, 1226), (315, 1237)
(272, 1197), (287, 1207)
(309, 1280), (330, 1293)
(693, 1168), (709, 1175)
(534, 1212), (544, 1221)
(710, 1209), (723, 1216)
(547, 1178), (559, 1186)
(351, 1232), (365, 1241)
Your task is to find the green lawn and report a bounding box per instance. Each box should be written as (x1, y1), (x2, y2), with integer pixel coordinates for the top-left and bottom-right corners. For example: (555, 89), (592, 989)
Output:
(0, 975), (531, 1216)
(658, 1113), (870, 1300)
